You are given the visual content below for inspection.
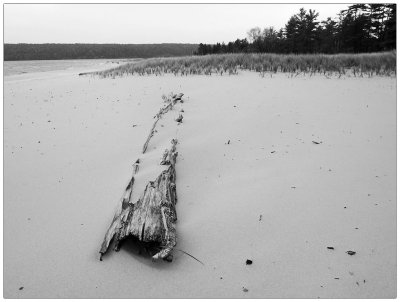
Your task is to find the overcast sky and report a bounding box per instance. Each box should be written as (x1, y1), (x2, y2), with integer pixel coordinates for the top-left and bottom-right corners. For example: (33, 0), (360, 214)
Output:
(5, 3), (350, 44)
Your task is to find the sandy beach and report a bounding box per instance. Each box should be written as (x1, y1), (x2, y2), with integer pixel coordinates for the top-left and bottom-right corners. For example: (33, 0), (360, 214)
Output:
(4, 67), (396, 298)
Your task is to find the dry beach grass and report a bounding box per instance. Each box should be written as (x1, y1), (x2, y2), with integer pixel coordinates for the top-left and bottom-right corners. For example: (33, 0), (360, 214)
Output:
(93, 51), (396, 78)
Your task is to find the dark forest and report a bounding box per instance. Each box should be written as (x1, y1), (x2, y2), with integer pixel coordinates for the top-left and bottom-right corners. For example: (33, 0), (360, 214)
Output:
(4, 43), (198, 61)
(196, 4), (396, 55)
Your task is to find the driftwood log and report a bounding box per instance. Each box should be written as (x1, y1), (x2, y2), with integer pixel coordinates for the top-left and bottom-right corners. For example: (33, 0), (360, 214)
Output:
(100, 139), (179, 261)
(142, 93), (183, 153)
(100, 92), (183, 262)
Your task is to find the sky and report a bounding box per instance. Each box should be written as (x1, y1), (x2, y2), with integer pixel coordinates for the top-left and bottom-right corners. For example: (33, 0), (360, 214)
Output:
(4, 3), (351, 44)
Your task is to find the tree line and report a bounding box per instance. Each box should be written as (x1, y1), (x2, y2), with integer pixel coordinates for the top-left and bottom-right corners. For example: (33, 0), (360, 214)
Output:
(4, 43), (198, 61)
(196, 4), (396, 55)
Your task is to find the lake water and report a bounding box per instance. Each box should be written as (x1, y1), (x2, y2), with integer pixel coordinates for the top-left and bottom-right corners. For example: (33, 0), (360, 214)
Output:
(4, 58), (140, 77)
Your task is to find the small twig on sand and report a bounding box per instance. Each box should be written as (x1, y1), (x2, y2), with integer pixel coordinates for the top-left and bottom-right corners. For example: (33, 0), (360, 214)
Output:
(176, 249), (204, 265)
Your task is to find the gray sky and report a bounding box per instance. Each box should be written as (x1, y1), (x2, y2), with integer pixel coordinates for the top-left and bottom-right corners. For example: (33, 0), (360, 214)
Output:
(4, 3), (350, 44)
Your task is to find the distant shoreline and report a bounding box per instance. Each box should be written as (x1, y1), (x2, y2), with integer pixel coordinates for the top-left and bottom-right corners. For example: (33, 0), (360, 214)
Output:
(3, 58), (123, 77)
(4, 43), (198, 61)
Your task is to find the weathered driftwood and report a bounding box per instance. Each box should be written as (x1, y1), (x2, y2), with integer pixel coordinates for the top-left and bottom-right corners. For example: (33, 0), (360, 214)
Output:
(142, 93), (183, 154)
(99, 159), (140, 259)
(99, 139), (178, 261)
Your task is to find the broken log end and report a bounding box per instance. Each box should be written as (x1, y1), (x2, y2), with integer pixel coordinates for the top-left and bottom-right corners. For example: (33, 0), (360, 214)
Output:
(100, 138), (179, 261)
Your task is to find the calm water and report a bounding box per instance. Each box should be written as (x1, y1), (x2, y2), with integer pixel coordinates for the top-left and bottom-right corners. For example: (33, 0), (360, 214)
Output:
(4, 58), (140, 77)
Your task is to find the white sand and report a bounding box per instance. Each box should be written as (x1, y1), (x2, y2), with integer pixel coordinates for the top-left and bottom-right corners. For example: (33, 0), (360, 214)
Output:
(4, 69), (396, 298)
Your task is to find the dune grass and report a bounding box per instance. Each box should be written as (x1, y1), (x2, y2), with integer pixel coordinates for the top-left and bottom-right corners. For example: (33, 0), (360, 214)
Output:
(93, 51), (396, 78)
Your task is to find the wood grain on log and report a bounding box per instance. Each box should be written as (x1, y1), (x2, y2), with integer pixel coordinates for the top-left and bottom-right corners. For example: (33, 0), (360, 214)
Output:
(99, 159), (140, 258)
(142, 94), (183, 154)
(100, 139), (178, 261)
